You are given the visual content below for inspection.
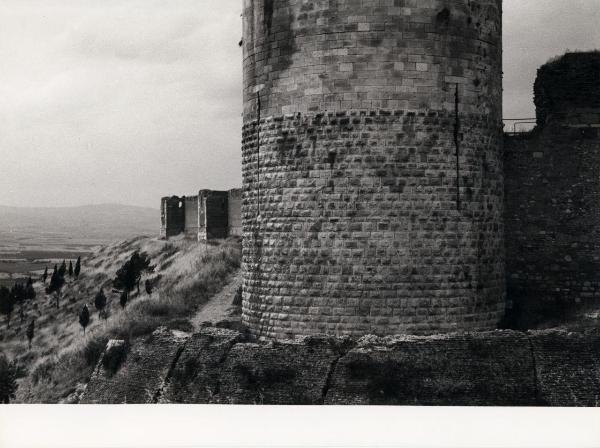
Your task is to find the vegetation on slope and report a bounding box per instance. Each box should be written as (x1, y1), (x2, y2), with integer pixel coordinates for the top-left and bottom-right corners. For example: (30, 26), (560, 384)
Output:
(0, 236), (241, 403)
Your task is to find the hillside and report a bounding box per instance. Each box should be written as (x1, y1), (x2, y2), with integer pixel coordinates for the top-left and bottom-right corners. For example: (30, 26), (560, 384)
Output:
(0, 235), (241, 403)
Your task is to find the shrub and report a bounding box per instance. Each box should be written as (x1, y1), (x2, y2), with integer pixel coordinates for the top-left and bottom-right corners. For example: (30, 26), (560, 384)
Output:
(83, 335), (110, 367)
(102, 340), (128, 375)
(79, 305), (90, 335)
(0, 353), (18, 403)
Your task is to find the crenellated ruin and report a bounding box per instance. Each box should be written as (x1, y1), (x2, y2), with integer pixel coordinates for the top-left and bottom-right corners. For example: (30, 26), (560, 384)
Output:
(160, 188), (242, 241)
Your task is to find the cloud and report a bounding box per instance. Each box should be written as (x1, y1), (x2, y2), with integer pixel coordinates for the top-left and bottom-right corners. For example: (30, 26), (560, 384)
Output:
(0, 0), (598, 207)
(0, 0), (243, 208)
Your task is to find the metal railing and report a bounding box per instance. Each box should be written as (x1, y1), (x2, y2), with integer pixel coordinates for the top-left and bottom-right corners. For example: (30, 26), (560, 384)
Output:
(503, 118), (537, 135)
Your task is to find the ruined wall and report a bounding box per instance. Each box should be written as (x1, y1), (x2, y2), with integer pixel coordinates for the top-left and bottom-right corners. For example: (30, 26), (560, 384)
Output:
(160, 196), (185, 238)
(161, 190), (242, 241)
(228, 189), (243, 237)
(534, 52), (600, 128)
(82, 327), (600, 406)
(184, 196), (200, 239)
(199, 190), (229, 240)
(241, 0), (505, 339)
(504, 53), (600, 328)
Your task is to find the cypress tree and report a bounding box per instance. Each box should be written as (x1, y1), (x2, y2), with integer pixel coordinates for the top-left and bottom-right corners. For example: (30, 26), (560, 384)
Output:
(11, 284), (27, 324)
(25, 278), (36, 302)
(68, 261), (73, 277)
(26, 320), (35, 350)
(58, 260), (67, 278)
(0, 287), (14, 329)
(94, 289), (107, 318)
(74, 256), (81, 278)
(119, 290), (128, 309)
(79, 305), (90, 336)
(0, 354), (18, 404)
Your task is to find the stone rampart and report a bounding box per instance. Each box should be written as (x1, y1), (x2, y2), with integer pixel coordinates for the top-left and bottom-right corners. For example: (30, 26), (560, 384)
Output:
(81, 327), (600, 406)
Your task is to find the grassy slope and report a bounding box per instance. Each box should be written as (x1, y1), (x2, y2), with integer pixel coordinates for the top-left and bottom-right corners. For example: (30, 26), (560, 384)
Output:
(0, 235), (241, 403)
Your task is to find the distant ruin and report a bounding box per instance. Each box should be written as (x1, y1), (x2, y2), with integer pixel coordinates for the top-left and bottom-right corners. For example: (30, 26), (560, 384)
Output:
(160, 189), (241, 241)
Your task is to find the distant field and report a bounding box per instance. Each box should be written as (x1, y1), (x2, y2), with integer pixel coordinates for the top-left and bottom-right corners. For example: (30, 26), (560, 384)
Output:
(0, 245), (94, 287)
(0, 202), (159, 288)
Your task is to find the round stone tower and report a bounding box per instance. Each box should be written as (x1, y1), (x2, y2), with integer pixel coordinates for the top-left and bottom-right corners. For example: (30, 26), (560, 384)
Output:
(241, 0), (505, 339)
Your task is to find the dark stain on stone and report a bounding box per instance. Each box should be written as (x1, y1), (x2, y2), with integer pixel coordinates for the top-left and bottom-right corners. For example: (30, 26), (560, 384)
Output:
(264, 0), (274, 34)
(436, 8), (451, 26)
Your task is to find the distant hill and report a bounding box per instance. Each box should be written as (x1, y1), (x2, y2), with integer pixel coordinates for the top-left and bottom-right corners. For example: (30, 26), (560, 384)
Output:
(0, 203), (160, 246)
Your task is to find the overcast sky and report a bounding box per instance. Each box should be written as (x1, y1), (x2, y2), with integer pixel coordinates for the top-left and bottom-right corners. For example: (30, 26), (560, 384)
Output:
(0, 0), (598, 209)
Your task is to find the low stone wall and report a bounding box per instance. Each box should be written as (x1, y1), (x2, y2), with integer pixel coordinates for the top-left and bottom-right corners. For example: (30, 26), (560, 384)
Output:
(81, 327), (600, 406)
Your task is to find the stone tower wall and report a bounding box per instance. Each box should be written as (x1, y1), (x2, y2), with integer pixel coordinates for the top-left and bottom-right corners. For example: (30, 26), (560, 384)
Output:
(241, 0), (505, 339)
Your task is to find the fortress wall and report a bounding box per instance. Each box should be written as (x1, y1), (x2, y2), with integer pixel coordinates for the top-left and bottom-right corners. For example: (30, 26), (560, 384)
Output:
(184, 196), (200, 239)
(161, 190), (242, 241)
(81, 328), (600, 406)
(199, 190), (230, 240)
(242, 0), (505, 339)
(504, 52), (600, 328)
(504, 129), (600, 326)
(228, 189), (243, 237)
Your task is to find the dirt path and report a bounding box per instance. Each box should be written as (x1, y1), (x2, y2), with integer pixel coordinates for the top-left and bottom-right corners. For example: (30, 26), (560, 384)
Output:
(190, 269), (242, 330)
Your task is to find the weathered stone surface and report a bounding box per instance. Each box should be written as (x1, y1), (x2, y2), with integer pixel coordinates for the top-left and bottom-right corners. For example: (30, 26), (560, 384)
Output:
(228, 189), (243, 237)
(505, 129), (600, 327)
(199, 190), (230, 240)
(160, 328), (243, 404)
(81, 328), (188, 404)
(530, 330), (600, 407)
(184, 196), (200, 238)
(325, 331), (535, 405)
(80, 329), (600, 406)
(241, 0), (505, 339)
(218, 336), (348, 404)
